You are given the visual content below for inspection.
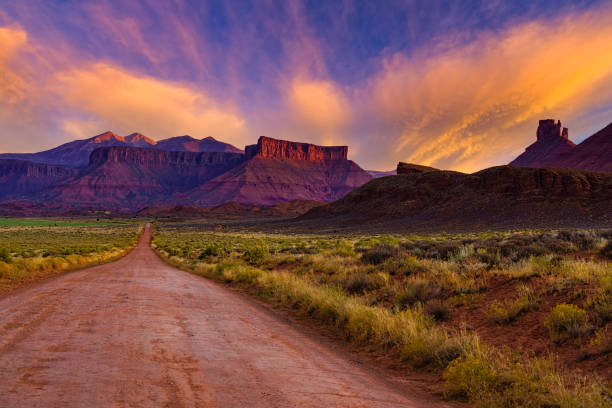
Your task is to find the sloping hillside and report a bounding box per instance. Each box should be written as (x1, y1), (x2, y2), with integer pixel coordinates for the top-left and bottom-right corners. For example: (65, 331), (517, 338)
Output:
(0, 160), (77, 200)
(300, 165), (612, 230)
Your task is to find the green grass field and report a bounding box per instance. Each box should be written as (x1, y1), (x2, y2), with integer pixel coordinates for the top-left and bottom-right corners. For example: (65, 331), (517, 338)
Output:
(0, 221), (141, 292)
(153, 221), (612, 408)
(0, 218), (126, 227)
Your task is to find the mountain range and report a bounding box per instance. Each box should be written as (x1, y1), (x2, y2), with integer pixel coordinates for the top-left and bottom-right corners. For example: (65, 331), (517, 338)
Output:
(0, 133), (372, 212)
(0, 131), (243, 168)
(0, 119), (609, 218)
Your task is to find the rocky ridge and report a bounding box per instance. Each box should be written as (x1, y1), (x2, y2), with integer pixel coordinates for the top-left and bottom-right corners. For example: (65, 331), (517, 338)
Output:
(245, 136), (348, 161)
(300, 165), (612, 230)
(510, 119), (611, 172)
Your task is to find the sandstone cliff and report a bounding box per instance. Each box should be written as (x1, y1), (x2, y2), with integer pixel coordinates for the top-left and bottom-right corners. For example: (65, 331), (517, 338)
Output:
(181, 138), (371, 207)
(39, 147), (245, 211)
(510, 120), (611, 172)
(245, 136), (348, 161)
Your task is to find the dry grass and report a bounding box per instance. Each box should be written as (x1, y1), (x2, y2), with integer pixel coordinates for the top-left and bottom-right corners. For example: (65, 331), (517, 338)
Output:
(153, 224), (612, 407)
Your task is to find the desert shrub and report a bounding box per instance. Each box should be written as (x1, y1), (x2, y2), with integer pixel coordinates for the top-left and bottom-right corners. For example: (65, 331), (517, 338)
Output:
(360, 243), (398, 265)
(401, 328), (469, 368)
(487, 285), (540, 324)
(198, 244), (222, 260)
(452, 244), (475, 261)
(343, 272), (388, 294)
(586, 276), (612, 326)
(165, 247), (181, 257)
(396, 279), (442, 308)
(332, 241), (355, 257)
(531, 256), (564, 276)
(545, 303), (591, 343)
(590, 297), (612, 327)
(382, 256), (428, 276)
(0, 247), (12, 263)
(601, 240), (612, 259)
(434, 241), (462, 260)
(558, 230), (600, 251)
(424, 299), (451, 321)
(243, 244), (269, 264)
(590, 330), (612, 355)
(443, 354), (498, 400)
(443, 352), (610, 407)
(475, 248), (502, 268)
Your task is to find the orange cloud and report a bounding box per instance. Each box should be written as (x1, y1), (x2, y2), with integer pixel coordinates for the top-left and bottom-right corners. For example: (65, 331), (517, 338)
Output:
(55, 63), (248, 145)
(288, 78), (351, 145)
(0, 26), (28, 104)
(369, 6), (612, 172)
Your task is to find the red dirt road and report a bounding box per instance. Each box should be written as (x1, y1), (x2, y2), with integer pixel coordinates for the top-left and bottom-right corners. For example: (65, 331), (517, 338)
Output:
(0, 225), (447, 407)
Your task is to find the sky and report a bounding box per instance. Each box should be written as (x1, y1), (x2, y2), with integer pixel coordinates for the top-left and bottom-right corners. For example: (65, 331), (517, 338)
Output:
(1, 0), (611, 172)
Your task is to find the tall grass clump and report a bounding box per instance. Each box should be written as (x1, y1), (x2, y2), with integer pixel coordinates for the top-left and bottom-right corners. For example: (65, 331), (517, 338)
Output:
(444, 351), (610, 407)
(545, 303), (591, 343)
(487, 285), (541, 324)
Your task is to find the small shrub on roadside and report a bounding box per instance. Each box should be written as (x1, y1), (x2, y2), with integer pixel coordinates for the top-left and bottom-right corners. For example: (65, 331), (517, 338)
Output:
(545, 303), (591, 343)
(443, 352), (610, 407)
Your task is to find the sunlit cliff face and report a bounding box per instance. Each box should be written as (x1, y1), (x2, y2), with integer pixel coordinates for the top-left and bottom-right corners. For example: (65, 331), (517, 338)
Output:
(0, 1), (611, 172)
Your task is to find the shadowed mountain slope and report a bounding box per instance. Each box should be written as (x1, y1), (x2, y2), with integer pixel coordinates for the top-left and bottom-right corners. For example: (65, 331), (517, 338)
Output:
(0, 160), (77, 201)
(300, 165), (612, 230)
(137, 199), (322, 219)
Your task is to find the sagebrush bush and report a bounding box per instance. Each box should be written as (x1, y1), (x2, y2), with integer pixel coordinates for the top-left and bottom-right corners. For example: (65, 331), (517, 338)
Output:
(243, 244), (269, 264)
(0, 247), (11, 263)
(198, 244), (221, 260)
(396, 279), (441, 308)
(601, 240), (612, 259)
(586, 276), (612, 326)
(424, 299), (451, 321)
(487, 285), (540, 324)
(360, 243), (398, 265)
(558, 230), (600, 251)
(443, 352), (610, 407)
(343, 272), (388, 294)
(545, 303), (591, 343)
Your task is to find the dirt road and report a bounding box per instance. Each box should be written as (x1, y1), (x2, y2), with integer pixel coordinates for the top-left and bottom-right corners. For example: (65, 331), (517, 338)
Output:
(0, 225), (446, 407)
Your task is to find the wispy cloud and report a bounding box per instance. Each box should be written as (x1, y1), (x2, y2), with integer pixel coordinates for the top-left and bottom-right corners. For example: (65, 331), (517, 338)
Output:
(56, 63), (248, 144)
(0, 1), (611, 172)
(365, 5), (612, 171)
